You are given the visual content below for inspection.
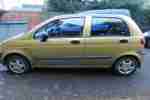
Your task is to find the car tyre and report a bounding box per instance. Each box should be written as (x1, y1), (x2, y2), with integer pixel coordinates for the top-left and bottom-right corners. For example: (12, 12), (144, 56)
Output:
(5, 55), (31, 74)
(112, 56), (140, 76)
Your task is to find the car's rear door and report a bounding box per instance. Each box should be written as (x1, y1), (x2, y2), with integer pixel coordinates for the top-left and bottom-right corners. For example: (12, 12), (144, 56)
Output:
(85, 16), (131, 66)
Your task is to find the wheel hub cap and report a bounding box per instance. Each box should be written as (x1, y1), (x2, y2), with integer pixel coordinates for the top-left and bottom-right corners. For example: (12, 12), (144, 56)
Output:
(8, 59), (26, 73)
(118, 58), (136, 75)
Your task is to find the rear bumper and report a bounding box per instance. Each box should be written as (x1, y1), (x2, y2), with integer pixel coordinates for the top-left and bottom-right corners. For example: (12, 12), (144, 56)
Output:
(136, 49), (145, 56)
(136, 49), (145, 67)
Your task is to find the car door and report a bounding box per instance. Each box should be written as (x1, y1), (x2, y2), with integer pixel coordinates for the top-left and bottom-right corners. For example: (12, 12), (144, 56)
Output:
(31, 17), (86, 65)
(85, 16), (131, 65)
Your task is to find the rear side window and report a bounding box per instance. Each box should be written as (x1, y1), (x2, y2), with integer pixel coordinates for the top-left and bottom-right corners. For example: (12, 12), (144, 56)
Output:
(91, 17), (130, 36)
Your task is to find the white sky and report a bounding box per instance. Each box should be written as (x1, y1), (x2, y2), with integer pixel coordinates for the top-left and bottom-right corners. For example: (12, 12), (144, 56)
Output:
(2, 0), (44, 10)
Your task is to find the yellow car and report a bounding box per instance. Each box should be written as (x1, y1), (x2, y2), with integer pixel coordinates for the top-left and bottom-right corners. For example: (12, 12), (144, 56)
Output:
(0, 14), (145, 76)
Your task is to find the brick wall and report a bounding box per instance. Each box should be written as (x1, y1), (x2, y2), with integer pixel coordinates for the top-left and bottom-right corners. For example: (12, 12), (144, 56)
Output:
(0, 11), (42, 30)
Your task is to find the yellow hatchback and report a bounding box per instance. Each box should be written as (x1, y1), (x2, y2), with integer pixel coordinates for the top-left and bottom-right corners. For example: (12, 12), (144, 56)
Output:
(0, 14), (145, 76)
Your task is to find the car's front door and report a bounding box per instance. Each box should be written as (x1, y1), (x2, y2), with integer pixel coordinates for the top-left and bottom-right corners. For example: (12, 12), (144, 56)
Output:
(32, 17), (86, 66)
(85, 16), (130, 66)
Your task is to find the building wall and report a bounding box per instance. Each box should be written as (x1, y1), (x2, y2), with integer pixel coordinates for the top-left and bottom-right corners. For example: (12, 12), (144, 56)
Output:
(0, 11), (42, 30)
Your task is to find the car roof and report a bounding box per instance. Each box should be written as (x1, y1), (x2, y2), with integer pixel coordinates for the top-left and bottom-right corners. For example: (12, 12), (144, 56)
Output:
(77, 9), (131, 17)
(55, 13), (130, 20)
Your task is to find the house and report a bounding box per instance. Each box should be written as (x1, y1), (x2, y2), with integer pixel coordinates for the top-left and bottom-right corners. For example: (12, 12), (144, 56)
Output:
(0, 4), (43, 40)
(1, 4), (43, 30)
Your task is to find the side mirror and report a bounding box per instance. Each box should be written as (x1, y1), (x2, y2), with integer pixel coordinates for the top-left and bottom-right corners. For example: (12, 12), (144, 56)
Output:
(39, 33), (48, 42)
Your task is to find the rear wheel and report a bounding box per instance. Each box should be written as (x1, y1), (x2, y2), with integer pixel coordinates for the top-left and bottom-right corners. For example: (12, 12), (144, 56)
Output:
(113, 56), (140, 76)
(5, 55), (31, 74)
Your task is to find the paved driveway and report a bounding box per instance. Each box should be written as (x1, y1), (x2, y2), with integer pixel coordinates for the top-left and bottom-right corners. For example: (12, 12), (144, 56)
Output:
(0, 49), (150, 100)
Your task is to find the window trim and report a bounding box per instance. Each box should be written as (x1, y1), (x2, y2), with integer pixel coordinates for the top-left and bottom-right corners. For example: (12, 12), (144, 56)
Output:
(33, 17), (86, 39)
(90, 17), (130, 37)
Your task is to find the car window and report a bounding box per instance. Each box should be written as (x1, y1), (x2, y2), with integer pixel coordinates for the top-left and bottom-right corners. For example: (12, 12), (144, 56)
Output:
(91, 17), (130, 36)
(34, 20), (59, 39)
(34, 17), (84, 39)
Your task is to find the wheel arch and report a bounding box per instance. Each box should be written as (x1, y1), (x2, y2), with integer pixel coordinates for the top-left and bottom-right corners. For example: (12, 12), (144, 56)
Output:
(2, 51), (32, 66)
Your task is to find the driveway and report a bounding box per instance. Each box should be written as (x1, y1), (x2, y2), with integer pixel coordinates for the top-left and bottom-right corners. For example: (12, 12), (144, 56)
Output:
(0, 49), (150, 100)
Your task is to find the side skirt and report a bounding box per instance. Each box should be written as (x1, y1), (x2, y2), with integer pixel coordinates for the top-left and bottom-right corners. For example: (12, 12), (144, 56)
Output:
(35, 56), (113, 66)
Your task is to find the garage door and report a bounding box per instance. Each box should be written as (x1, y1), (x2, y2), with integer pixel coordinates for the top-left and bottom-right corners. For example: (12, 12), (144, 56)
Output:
(0, 21), (28, 41)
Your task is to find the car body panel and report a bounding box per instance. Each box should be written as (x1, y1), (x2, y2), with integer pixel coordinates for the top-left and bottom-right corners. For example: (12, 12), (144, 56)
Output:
(0, 14), (144, 68)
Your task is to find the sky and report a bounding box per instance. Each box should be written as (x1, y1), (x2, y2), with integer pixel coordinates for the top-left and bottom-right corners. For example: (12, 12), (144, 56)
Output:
(2, 0), (44, 10)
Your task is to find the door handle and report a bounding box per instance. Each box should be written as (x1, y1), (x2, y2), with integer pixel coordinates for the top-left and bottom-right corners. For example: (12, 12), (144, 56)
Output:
(119, 39), (128, 43)
(70, 40), (80, 44)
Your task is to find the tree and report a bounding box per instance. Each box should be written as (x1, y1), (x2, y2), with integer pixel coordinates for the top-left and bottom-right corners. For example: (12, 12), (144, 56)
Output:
(47, 0), (82, 13)
(46, 0), (150, 31)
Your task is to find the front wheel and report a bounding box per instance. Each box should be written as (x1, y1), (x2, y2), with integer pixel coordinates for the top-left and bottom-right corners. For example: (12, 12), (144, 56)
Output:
(112, 56), (140, 76)
(5, 55), (31, 74)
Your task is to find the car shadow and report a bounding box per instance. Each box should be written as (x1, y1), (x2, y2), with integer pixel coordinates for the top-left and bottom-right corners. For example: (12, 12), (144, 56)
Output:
(2, 67), (116, 79)
(32, 67), (112, 76)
